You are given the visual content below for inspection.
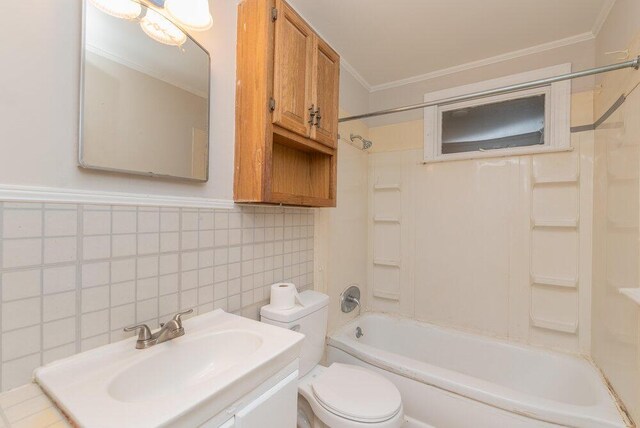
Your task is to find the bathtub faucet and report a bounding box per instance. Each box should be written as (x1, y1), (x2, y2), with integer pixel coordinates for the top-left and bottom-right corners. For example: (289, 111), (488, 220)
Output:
(340, 285), (361, 315)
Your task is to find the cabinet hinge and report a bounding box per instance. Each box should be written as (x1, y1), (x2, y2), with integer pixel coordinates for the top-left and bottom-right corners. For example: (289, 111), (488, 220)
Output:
(269, 98), (276, 111)
(271, 7), (278, 21)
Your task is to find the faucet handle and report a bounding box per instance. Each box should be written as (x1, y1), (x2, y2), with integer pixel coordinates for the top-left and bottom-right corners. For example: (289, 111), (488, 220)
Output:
(172, 309), (194, 326)
(123, 324), (152, 340)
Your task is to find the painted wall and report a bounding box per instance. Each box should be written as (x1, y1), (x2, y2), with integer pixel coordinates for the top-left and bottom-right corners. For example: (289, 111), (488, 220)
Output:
(364, 92), (594, 354)
(591, 1), (640, 421)
(315, 118), (369, 333)
(0, 0), (237, 200)
(367, 39), (597, 127)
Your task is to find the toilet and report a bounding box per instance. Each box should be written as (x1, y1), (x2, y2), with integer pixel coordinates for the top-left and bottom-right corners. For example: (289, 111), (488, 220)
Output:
(261, 290), (404, 428)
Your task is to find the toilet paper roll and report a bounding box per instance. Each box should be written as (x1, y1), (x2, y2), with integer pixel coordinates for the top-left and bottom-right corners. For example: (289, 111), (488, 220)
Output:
(270, 283), (301, 310)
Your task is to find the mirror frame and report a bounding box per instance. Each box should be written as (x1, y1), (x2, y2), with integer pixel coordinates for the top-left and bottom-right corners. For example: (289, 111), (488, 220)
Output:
(78, 0), (212, 182)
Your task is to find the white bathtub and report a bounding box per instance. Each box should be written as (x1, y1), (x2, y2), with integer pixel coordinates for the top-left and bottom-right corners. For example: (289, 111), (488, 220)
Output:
(326, 313), (628, 428)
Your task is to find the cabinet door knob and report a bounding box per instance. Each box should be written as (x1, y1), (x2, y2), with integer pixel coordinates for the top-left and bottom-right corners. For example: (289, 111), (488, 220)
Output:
(314, 107), (322, 128)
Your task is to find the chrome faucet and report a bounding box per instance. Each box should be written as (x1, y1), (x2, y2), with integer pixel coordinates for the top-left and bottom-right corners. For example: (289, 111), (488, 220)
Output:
(124, 309), (193, 349)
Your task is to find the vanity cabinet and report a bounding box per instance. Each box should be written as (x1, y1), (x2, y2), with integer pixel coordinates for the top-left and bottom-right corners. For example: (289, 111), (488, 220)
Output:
(201, 369), (299, 427)
(235, 0), (339, 207)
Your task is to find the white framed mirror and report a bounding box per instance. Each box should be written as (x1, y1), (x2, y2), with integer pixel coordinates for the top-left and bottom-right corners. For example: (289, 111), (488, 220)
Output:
(79, 0), (211, 182)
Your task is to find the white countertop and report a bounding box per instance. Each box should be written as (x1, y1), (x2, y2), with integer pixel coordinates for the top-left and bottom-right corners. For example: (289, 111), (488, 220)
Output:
(34, 309), (303, 427)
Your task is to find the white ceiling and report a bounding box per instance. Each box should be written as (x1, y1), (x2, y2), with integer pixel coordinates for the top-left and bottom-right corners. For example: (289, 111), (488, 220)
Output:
(287, 0), (614, 90)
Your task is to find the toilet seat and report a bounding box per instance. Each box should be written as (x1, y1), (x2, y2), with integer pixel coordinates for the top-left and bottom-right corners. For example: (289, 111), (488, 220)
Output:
(312, 363), (402, 423)
(299, 364), (404, 428)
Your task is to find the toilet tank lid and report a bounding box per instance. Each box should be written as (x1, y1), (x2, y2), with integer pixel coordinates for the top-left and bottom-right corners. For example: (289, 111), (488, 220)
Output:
(261, 290), (329, 322)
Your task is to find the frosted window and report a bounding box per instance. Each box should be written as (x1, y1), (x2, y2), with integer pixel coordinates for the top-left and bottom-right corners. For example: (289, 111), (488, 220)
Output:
(441, 95), (545, 154)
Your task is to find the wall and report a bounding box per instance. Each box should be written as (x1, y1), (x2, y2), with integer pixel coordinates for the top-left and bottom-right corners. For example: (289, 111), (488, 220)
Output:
(0, 0), (237, 201)
(367, 39), (597, 127)
(0, 202), (313, 391)
(83, 52), (208, 179)
(314, 63), (371, 332)
(591, 0), (640, 421)
(315, 116), (369, 333)
(0, 0), (320, 395)
(365, 92), (595, 354)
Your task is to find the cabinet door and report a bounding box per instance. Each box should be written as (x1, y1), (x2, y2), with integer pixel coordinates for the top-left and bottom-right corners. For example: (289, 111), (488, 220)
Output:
(234, 371), (298, 428)
(310, 36), (340, 148)
(272, 0), (314, 138)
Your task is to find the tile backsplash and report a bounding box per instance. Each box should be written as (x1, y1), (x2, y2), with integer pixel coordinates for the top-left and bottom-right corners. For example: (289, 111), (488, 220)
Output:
(0, 202), (314, 391)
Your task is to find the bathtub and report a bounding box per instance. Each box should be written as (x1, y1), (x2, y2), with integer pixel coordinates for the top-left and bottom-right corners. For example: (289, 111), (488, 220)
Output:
(326, 313), (629, 428)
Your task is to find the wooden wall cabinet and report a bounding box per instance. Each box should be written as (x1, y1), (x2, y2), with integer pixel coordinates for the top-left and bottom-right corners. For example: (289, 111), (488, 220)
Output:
(235, 0), (339, 207)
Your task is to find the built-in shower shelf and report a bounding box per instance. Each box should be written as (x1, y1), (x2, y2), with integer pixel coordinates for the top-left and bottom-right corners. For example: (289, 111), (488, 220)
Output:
(373, 184), (401, 191)
(531, 219), (579, 228)
(372, 290), (400, 301)
(532, 175), (579, 185)
(373, 216), (400, 223)
(530, 316), (578, 334)
(373, 259), (401, 267)
(619, 288), (640, 306)
(531, 275), (577, 289)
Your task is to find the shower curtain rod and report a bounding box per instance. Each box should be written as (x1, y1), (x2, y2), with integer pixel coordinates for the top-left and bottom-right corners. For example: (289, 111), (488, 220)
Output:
(338, 56), (640, 123)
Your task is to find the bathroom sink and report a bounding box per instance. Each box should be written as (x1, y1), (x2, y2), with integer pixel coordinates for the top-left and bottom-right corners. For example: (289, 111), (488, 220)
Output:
(34, 310), (303, 428)
(108, 330), (263, 402)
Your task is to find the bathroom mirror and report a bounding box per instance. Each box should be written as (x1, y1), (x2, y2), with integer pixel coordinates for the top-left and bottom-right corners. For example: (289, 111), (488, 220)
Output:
(79, 0), (211, 181)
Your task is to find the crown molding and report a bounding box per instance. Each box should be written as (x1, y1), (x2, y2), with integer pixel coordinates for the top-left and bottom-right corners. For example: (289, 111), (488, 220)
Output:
(340, 58), (372, 92)
(0, 184), (236, 210)
(368, 32), (595, 93)
(591, 0), (616, 37)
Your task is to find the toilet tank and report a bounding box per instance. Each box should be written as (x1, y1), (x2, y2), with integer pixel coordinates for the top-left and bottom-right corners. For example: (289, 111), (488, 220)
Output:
(261, 290), (329, 377)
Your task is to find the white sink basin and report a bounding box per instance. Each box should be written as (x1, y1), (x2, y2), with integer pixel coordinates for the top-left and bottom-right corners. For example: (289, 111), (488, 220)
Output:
(108, 330), (263, 403)
(34, 310), (303, 428)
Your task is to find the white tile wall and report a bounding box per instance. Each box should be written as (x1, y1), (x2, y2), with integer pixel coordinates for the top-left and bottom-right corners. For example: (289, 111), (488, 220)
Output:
(0, 202), (314, 391)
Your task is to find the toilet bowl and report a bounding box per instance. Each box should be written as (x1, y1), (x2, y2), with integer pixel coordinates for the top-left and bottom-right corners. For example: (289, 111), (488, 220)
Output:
(261, 290), (404, 428)
(299, 364), (404, 428)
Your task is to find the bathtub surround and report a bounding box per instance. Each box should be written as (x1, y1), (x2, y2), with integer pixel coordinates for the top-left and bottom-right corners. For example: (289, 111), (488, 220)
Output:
(592, 4), (640, 419)
(363, 93), (595, 354)
(0, 202), (314, 391)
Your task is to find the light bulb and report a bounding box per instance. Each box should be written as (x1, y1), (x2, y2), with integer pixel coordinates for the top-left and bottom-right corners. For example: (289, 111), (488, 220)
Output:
(140, 9), (187, 46)
(89, 0), (142, 20)
(165, 0), (213, 31)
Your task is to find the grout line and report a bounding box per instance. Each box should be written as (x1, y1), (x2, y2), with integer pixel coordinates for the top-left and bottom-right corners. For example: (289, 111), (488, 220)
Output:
(75, 204), (83, 354)
(195, 210), (201, 314)
(177, 209), (183, 312)
(133, 206), (139, 326)
(107, 206), (113, 339)
(0, 201), (4, 390)
(155, 208), (160, 323)
(39, 207), (45, 369)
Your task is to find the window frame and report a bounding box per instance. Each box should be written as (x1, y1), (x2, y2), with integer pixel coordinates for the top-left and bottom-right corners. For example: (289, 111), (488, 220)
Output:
(423, 63), (572, 163)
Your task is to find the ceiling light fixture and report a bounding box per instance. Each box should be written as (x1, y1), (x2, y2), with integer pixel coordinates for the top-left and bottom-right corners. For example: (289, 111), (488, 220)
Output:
(164, 0), (213, 31)
(140, 8), (187, 46)
(89, 0), (142, 20)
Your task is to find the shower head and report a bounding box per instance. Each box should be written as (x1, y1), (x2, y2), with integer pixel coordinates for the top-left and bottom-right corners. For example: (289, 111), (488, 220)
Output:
(350, 133), (373, 150)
